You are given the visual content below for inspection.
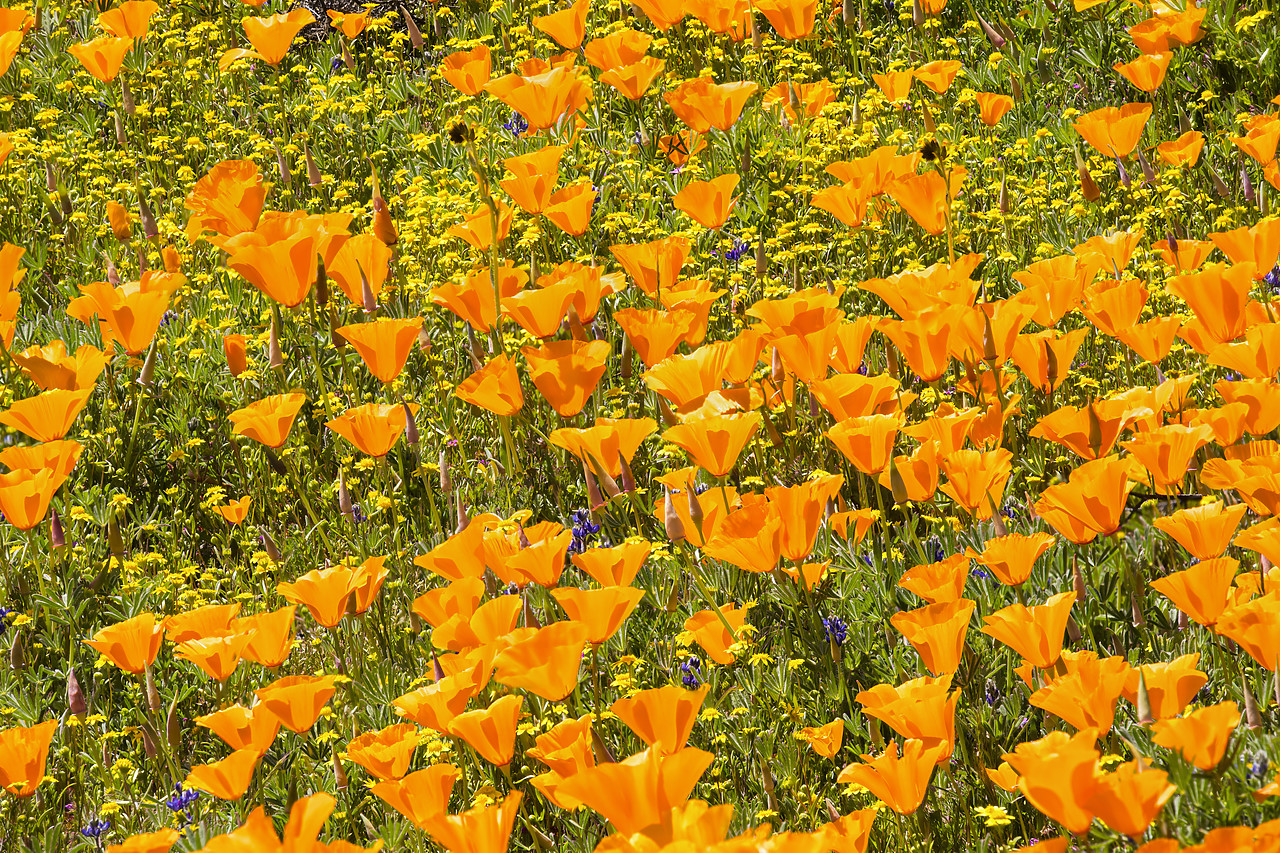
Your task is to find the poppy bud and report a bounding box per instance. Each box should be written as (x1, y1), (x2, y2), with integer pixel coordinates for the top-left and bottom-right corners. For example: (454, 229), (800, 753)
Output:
(1178, 109), (1192, 135)
(1177, 609), (1189, 631)
(1130, 589), (1146, 628)
(106, 201), (132, 242)
(409, 608), (423, 634)
(1244, 675), (1262, 730)
(760, 756), (778, 813)
(400, 6), (423, 48)
(260, 528), (281, 562)
(341, 37), (355, 71)
(755, 236), (766, 280)
(1086, 402), (1103, 458)
(114, 111), (126, 145)
(432, 649), (446, 681)
(663, 487), (686, 542)
(1274, 665), (1280, 713)
(166, 698), (182, 756)
(305, 141), (323, 187)
(315, 258), (329, 307)
(68, 667), (87, 717)
(762, 409), (784, 447)
(269, 309), (284, 369)
(456, 496), (470, 534)
(138, 192), (159, 240)
(981, 311), (998, 365)
(466, 327), (484, 372)
(1243, 165), (1256, 204)
(403, 401), (419, 447)
(162, 245), (181, 273)
(1114, 157), (1131, 190)
(145, 665), (162, 712)
(617, 450), (636, 493)
(686, 487), (704, 532)
(620, 333), (633, 380)
(50, 508), (65, 550)
(911, 0), (923, 26)
(657, 397), (679, 427)
(973, 8), (1005, 48)
(998, 171), (1009, 215)
(770, 347), (784, 384)
(1137, 147), (1156, 184)
(889, 458), (909, 506)
(371, 167), (398, 247)
(583, 460), (605, 511)
(567, 304), (589, 342)
(329, 307), (345, 350)
(264, 449), (288, 477)
(1076, 154), (1101, 202)
(841, 0), (854, 26)
(104, 253), (121, 286)
(1208, 161), (1230, 198)
(333, 749), (348, 790)
(137, 340), (157, 387)
(273, 140), (291, 187)
(868, 716), (883, 750)
(140, 723), (159, 759)
(1135, 670), (1154, 725)
(439, 449), (452, 493)
(740, 138), (752, 175)
(1036, 51), (1052, 84)
(522, 593), (542, 629)
(751, 12), (762, 50)
(108, 517), (125, 562)
(664, 582), (680, 612)
(338, 470), (354, 521)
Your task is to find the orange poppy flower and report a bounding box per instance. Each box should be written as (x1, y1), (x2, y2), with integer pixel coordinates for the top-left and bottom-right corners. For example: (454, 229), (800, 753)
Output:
(348, 556), (389, 616)
(254, 674), (339, 733)
(213, 496), (251, 525)
(967, 532), (1055, 587)
(105, 201), (132, 241)
(1082, 277), (1148, 338)
(1090, 762), (1176, 839)
(811, 374), (901, 421)
(538, 261), (625, 323)
(665, 78), (758, 133)
(1209, 322), (1280, 379)
(220, 334), (248, 378)
(1003, 729), (1100, 835)
(278, 565), (357, 629)
(826, 414), (902, 475)
(163, 603), (241, 643)
(484, 66), (591, 132)
(664, 412), (761, 477)
(880, 441), (940, 504)
(1213, 219), (1280, 272)
(1034, 455), (1137, 544)
(441, 44), (491, 96)
(1216, 378), (1280, 436)
(347, 723), (418, 781)
(938, 448), (1013, 520)
(1030, 654), (1131, 734)
(872, 70), (913, 104)
(549, 417), (656, 479)
(1123, 423), (1214, 492)
(175, 632), (254, 682)
(899, 554), (970, 605)
(0, 469), (59, 531)
(183, 159), (267, 245)
(72, 274), (181, 355)
(836, 739), (947, 815)
(1114, 53), (1171, 92)
(195, 704), (280, 754)
(67, 36), (133, 83)
(326, 402), (418, 457)
(1156, 130), (1204, 167)
(1215, 590), (1280, 670)
(673, 173), (740, 229)
(615, 308), (699, 366)
(326, 9), (368, 38)
(393, 667), (484, 733)
(0, 439), (83, 492)
(326, 232), (392, 308)
(584, 28), (651, 70)
(0, 29), (21, 79)
(1073, 103), (1152, 158)
(1129, 7), (1204, 53)
(756, 0), (818, 37)
(492, 620), (590, 700)
(703, 501), (784, 574)
(555, 748), (714, 836)
(501, 527), (574, 587)
(85, 612), (164, 674)
(1123, 653), (1208, 721)
(433, 263), (527, 333)
(11, 341), (105, 392)
(337, 317), (424, 384)
(819, 810), (877, 853)
(1169, 263), (1257, 347)
(765, 474), (843, 562)
(886, 167), (967, 236)
(610, 235), (689, 297)
(799, 721), (844, 758)
(521, 339), (610, 417)
(229, 393), (307, 449)
(98, 0), (158, 38)
(500, 145), (563, 214)
(533, 0), (588, 49)
(423, 791), (523, 853)
(1236, 517), (1280, 566)
(571, 540), (651, 587)
(630, 0), (685, 28)
(912, 59), (961, 94)
(0, 719), (58, 797)
(1153, 501), (1245, 561)
(551, 586), (645, 645)
(104, 829), (180, 853)
(185, 748), (260, 801)
(503, 279), (578, 340)
(879, 311), (954, 381)
(414, 518), (492, 582)
(447, 200), (515, 250)
(684, 603), (748, 664)
(1151, 701), (1238, 771)
(856, 675), (957, 759)
(372, 764), (461, 829)
(975, 92), (1014, 127)
(811, 181), (869, 228)
(890, 599), (975, 676)
(762, 79), (835, 123)
(0, 388), (91, 443)
(231, 9), (314, 68)
(981, 591), (1077, 670)
(609, 685), (709, 757)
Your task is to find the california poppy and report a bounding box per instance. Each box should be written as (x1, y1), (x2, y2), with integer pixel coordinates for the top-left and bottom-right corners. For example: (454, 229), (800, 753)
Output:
(684, 604), (748, 664)
(1090, 762), (1176, 839)
(1113, 53), (1171, 92)
(755, 0), (818, 38)
(485, 66), (591, 132)
(337, 317), (424, 384)
(1157, 130), (1204, 167)
(1151, 701), (1238, 770)
(1034, 456), (1136, 544)
(72, 275), (179, 355)
(440, 44), (491, 97)
(184, 160), (267, 245)
(1130, 7), (1204, 53)
(555, 748), (714, 836)
(68, 36), (133, 83)
(104, 829), (181, 853)
(1123, 654), (1208, 721)
(0, 388), (91, 443)
(584, 28), (651, 69)
(665, 79), (758, 133)
(279, 565), (356, 629)
(98, 0), (158, 39)
(610, 236), (689, 298)
(521, 339), (611, 417)
(185, 748), (260, 801)
(615, 308), (699, 366)
(886, 167), (967, 236)
(533, 0), (589, 49)
(976, 92), (1014, 127)
(175, 632), (254, 682)
(836, 739), (947, 815)
(938, 448), (1013, 520)
(372, 764), (461, 829)
(890, 599), (975, 676)
(968, 532), (1055, 587)
(673, 173), (740, 229)
(664, 412), (761, 477)
(1073, 103), (1152, 159)
(879, 311), (954, 381)
(872, 70), (913, 104)
(393, 667), (484, 732)
(856, 676), (956, 759)
(492, 620), (589, 700)
(1214, 590), (1280, 670)
(899, 554), (970, 605)
(551, 586), (645, 645)
(326, 402), (418, 457)
(86, 613), (164, 674)
(1169, 263), (1256, 346)
(1030, 654), (1131, 734)
(253, 673), (339, 733)
(549, 417), (656, 479)
(703, 501), (784, 574)
(981, 591), (1077, 670)
(447, 201), (515, 251)
(0, 469), (59, 531)
(799, 721), (844, 758)
(0, 719), (58, 797)
(500, 146), (563, 215)
(346, 722), (418, 781)
(232, 605), (296, 669)
(611, 685), (709, 756)
(1002, 729), (1100, 835)
(195, 704), (280, 754)
(229, 9), (314, 68)
(433, 263), (527, 333)
(424, 791), (523, 853)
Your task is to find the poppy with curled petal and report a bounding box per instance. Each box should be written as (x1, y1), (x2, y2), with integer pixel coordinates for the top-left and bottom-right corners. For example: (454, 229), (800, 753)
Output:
(232, 605), (296, 668)
(1151, 701), (1238, 771)
(967, 532), (1055, 587)
(857, 675), (956, 759)
(702, 501), (783, 574)
(664, 412), (761, 477)
(337, 317), (424, 384)
(1034, 456), (1136, 544)
(765, 474), (844, 562)
(85, 613), (163, 674)
(67, 36), (133, 82)
(799, 720), (844, 759)
(347, 723), (418, 781)
(440, 44), (491, 96)
(1150, 556), (1236, 628)
(890, 599), (975, 676)
(0, 469), (58, 531)
(976, 92), (1014, 126)
(521, 339), (610, 417)
(12, 341), (106, 391)
(1169, 262), (1257, 345)
(493, 620), (589, 700)
(424, 791), (522, 853)
(447, 694), (523, 767)
(0, 719), (58, 797)
(664, 79), (758, 133)
(1030, 655), (1131, 735)
(372, 764), (460, 829)
(1089, 761), (1176, 839)
(1113, 53), (1171, 92)
(500, 146), (563, 215)
(455, 356), (524, 417)
(601, 56), (665, 100)
(253, 674), (338, 733)
(836, 739), (947, 815)
(1073, 103), (1152, 158)
(899, 554), (969, 605)
(684, 604), (748, 665)
(610, 235), (689, 297)
(551, 586), (645, 645)
(1003, 729), (1100, 835)
(195, 704), (280, 754)
(485, 66), (590, 132)
(572, 540), (651, 587)
(611, 685), (709, 756)
(1122, 653), (1208, 721)
(673, 173), (740, 229)
(72, 275), (180, 355)
(392, 666), (484, 733)
(981, 591), (1077, 670)
(326, 402), (418, 457)
(184, 748), (260, 801)
(278, 565), (357, 629)
(557, 748), (714, 836)
(183, 159), (267, 245)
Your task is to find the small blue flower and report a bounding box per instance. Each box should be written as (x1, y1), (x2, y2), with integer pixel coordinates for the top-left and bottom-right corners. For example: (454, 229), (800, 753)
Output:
(502, 111), (529, 138)
(984, 679), (1001, 707)
(568, 509), (602, 555)
(81, 819), (111, 840)
(0, 607), (12, 638)
(680, 656), (702, 688)
(822, 616), (848, 646)
(1250, 752), (1270, 781)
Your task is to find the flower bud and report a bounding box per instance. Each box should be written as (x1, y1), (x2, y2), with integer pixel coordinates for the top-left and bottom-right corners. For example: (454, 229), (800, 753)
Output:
(50, 508), (65, 550)
(338, 470), (354, 521)
(305, 141), (323, 188)
(400, 6), (423, 49)
(664, 487), (686, 542)
(273, 139), (291, 187)
(403, 402), (419, 447)
(68, 667), (87, 717)
(686, 487), (704, 532)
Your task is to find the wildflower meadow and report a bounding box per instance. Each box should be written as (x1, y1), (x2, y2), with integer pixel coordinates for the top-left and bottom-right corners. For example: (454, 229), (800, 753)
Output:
(2, 0), (1280, 849)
